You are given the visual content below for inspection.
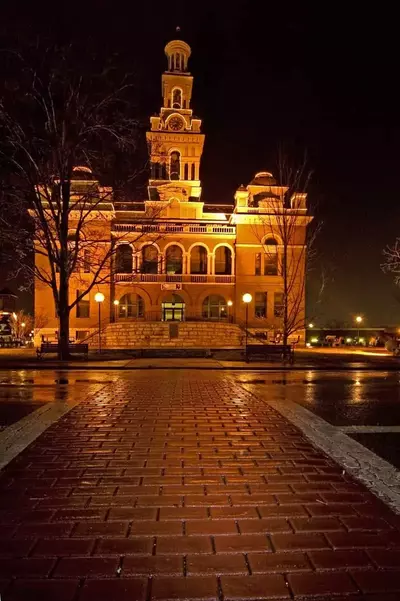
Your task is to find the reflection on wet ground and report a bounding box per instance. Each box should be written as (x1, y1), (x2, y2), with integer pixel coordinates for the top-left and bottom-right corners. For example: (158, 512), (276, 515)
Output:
(237, 370), (400, 426)
(1, 368), (400, 472)
(238, 370), (400, 470)
(0, 370), (118, 429)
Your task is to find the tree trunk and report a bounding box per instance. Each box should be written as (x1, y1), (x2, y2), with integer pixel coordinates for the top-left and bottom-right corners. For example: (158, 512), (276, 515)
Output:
(282, 246), (289, 346)
(58, 272), (70, 360)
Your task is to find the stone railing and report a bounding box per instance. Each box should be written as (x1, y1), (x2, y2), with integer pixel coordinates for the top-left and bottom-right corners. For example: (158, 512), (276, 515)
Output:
(115, 274), (235, 284)
(113, 223), (235, 235)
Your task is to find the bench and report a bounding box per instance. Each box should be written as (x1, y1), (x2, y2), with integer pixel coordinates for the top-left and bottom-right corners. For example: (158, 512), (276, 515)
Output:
(246, 344), (294, 363)
(37, 343), (89, 360)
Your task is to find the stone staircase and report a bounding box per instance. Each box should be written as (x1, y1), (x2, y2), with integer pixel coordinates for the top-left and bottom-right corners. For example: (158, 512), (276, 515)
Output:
(95, 321), (244, 349)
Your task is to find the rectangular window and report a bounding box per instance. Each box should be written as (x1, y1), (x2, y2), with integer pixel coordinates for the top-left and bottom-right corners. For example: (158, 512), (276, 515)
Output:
(255, 292), (267, 318)
(76, 330), (89, 340)
(255, 253), (261, 276)
(83, 250), (90, 273)
(274, 292), (284, 317)
(76, 290), (90, 318)
(264, 254), (278, 276)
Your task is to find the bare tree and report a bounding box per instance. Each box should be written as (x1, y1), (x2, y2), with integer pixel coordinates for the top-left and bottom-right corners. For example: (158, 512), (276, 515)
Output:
(382, 239), (400, 285)
(251, 152), (318, 345)
(11, 310), (33, 340)
(0, 42), (162, 358)
(33, 310), (49, 341)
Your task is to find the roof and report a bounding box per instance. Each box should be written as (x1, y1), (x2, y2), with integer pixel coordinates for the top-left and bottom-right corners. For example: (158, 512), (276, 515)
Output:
(249, 171), (277, 186)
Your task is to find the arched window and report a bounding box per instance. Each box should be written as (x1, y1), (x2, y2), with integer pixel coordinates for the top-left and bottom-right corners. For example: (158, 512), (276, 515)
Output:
(170, 151), (180, 180)
(215, 246), (232, 275)
(118, 293), (144, 318)
(264, 238), (278, 276)
(174, 53), (181, 70)
(172, 88), (182, 108)
(116, 244), (132, 274)
(141, 245), (158, 274)
(190, 246), (207, 274)
(166, 245), (183, 274)
(202, 295), (227, 319)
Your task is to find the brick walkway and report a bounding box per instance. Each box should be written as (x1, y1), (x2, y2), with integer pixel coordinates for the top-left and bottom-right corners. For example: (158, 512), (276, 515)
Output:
(0, 372), (400, 600)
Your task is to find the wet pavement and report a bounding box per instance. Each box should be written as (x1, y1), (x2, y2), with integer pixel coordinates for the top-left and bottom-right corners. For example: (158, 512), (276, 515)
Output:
(0, 371), (118, 429)
(238, 370), (400, 479)
(1, 370), (400, 600)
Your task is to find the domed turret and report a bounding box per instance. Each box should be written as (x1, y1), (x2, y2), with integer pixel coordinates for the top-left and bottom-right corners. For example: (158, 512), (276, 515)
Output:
(72, 166), (97, 181)
(165, 29), (191, 72)
(249, 171), (277, 186)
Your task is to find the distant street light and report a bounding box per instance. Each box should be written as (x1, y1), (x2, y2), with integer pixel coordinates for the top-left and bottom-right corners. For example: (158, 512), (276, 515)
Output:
(355, 315), (363, 342)
(113, 299), (120, 322)
(308, 323), (314, 329)
(95, 292), (105, 353)
(242, 293), (252, 362)
(227, 300), (233, 322)
(21, 322), (25, 328)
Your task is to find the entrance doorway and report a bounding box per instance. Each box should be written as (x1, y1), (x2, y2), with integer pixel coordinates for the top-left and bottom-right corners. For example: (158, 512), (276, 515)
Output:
(161, 294), (185, 322)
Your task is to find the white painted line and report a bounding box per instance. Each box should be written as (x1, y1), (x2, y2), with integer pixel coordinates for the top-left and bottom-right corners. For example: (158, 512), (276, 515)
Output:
(340, 425), (400, 433)
(242, 385), (400, 515)
(0, 401), (80, 470)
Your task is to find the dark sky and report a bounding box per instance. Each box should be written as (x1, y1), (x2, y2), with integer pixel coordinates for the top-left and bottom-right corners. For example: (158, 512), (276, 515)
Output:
(3, 1), (400, 326)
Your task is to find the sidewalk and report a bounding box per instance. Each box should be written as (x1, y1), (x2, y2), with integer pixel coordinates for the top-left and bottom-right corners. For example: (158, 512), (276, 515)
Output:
(0, 347), (398, 371)
(0, 371), (399, 600)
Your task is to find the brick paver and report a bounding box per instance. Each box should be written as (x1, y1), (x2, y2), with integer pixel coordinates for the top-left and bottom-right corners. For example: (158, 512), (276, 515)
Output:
(0, 371), (400, 599)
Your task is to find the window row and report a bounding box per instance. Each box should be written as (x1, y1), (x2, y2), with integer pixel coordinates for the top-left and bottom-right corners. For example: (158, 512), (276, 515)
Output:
(74, 291), (284, 320)
(75, 293), (232, 320)
(116, 245), (232, 275)
(151, 153), (197, 181)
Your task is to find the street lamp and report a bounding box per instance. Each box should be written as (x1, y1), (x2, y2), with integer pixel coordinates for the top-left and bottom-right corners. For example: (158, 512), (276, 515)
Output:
(242, 293), (252, 362)
(113, 299), (120, 322)
(355, 315), (363, 343)
(308, 323), (314, 329)
(95, 292), (105, 353)
(227, 300), (233, 322)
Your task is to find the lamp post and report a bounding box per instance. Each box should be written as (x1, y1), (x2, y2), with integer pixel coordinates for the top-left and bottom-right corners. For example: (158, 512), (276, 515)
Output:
(95, 292), (105, 353)
(242, 293), (252, 362)
(227, 300), (233, 322)
(355, 315), (363, 343)
(113, 299), (120, 322)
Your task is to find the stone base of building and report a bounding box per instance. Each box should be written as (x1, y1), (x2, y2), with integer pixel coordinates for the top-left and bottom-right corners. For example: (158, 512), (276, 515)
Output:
(35, 322), (304, 350)
(100, 321), (243, 348)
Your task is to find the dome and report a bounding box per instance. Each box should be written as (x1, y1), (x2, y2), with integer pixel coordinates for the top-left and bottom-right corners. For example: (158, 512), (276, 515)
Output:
(72, 166), (97, 181)
(250, 171), (277, 186)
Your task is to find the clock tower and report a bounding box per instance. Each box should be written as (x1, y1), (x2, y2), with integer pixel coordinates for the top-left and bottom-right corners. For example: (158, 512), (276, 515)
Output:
(147, 31), (205, 204)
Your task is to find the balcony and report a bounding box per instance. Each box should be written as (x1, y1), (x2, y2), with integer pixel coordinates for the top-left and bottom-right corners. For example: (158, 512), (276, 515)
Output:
(113, 223), (235, 235)
(115, 274), (235, 284)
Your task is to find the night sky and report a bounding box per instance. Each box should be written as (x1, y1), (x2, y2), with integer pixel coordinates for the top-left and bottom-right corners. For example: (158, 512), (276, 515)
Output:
(2, 1), (400, 326)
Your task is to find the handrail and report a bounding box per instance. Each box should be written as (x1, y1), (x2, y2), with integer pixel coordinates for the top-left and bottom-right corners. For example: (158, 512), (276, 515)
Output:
(235, 318), (274, 345)
(80, 315), (110, 345)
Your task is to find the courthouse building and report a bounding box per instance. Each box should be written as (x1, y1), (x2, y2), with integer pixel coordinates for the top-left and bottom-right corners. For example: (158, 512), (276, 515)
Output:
(35, 34), (311, 348)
